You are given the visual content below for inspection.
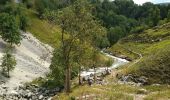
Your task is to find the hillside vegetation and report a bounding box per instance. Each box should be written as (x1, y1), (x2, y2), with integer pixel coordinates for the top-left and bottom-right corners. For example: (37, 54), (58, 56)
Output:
(25, 9), (61, 48)
(109, 23), (170, 84)
(55, 72), (170, 100)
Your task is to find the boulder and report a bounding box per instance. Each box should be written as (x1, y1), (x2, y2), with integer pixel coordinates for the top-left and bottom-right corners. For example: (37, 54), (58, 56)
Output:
(39, 95), (44, 100)
(27, 92), (33, 98)
(137, 89), (148, 94)
(9, 90), (18, 95)
(137, 76), (148, 85)
(48, 97), (52, 100)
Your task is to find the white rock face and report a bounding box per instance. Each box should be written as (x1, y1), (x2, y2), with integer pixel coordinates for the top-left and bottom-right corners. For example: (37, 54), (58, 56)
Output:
(0, 32), (53, 92)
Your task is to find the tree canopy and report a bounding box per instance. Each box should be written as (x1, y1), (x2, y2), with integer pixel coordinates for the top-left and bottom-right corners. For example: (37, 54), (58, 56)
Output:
(0, 13), (22, 46)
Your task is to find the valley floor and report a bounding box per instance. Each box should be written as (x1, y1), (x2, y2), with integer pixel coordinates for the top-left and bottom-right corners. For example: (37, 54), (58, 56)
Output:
(55, 69), (170, 100)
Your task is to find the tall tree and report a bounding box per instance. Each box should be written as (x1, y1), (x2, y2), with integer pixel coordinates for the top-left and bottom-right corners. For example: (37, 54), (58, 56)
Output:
(1, 49), (16, 78)
(0, 13), (22, 46)
(0, 0), (11, 5)
(167, 10), (170, 22)
(148, 7), (160, 26)
(108, 26), (126, 44)
(48, 0), (107, 93)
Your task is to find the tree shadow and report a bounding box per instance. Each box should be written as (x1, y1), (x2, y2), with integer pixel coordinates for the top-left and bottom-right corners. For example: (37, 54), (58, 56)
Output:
(0, 40), (7, 52)
(0, 73), (9, 85)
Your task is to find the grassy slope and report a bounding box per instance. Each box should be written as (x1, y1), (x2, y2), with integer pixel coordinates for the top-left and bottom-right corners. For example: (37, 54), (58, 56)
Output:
(109, 23), (170, 84)
(24, 8), (113, 63)
(25, 9), (61, 48)
(54, 71), (170, 100)
(55, 73), (140, 100)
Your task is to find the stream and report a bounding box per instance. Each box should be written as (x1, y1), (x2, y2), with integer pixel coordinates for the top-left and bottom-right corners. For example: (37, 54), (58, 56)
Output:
(80, 51), (129, 79)
(0, 51), (129, 100)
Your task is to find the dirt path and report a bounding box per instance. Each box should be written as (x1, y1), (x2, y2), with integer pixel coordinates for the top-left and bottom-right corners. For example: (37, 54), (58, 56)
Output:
(117, 42), (143, 67)
(126, 48), (143, 67)
(133, 94), (146, 100)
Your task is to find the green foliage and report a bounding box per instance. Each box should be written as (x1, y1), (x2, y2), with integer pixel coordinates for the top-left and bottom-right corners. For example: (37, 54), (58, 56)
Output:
(158, 19), (168, 25)
(34, 0), (76, 18)
(148, 7), (160, 26)
(167, 10), (170, 22)
(0, 0), (11, 5)
(22, 0), (34, 9)
(0, 13), (22, 46)
(34, 0), (46, 18)
(111, 23), (170, 84)
(23, 8), (60, 48)
(19, 14), (29, 32)
(1, 49), (16, 78)
(49, 47), (80, 87)
(108, 26), (126, 44)
(130, 25), (148, 34)
(91, 0), (170, 44)
(49, 48), (65, 87)
(105, 58), (113, 67)
(47, 0), (109, 92)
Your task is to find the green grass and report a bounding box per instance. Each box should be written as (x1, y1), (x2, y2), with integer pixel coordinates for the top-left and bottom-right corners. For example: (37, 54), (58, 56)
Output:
(143, 85), (170, 92)
(144, 90), (170, 100)
(54, 84), (139, 100)
(108, 43), (139, 60)
(109, 23), (170, 60)
(54, 74), (170, 100)
(109, 23), (170, 84)
(24, 9), (61, 47)
(143, 85), (170, 100)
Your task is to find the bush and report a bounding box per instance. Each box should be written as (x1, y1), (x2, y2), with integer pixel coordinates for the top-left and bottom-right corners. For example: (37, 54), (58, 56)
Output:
(1, 49), (16, 78)
(19, 14), (29, 32)
(26, 1), (34, 9)
(130, 25), (148, 34)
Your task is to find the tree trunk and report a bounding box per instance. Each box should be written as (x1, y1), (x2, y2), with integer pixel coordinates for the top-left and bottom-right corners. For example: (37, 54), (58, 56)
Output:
(65, 63), (71, 93)
(78, 66), (81, 85)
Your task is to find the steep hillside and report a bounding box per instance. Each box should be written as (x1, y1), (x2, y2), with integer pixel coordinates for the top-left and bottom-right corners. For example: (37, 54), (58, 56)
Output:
(109, 23), (170, 84)
(0, 32), (53, 92)
(24, 9), (61, 48)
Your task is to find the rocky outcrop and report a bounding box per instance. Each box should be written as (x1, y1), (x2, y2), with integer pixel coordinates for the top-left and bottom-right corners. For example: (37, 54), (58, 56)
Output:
(0, 84), (60, 100)
(118, 74), (148, 86)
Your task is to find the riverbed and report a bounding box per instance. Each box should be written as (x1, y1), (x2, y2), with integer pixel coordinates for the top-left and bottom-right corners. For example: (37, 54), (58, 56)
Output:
(80, 51), (129, 78)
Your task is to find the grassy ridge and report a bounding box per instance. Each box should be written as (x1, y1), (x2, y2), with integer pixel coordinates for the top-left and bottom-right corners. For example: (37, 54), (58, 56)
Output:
(109, 23), (170, 84)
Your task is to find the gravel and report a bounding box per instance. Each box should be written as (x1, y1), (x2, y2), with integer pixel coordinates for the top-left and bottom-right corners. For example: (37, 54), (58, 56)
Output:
(0, 32), (53, 98)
